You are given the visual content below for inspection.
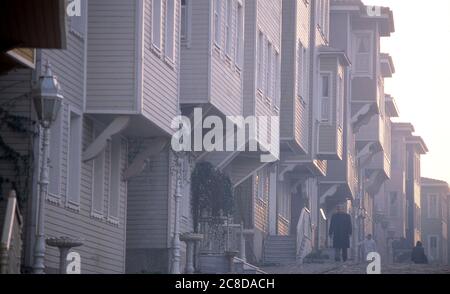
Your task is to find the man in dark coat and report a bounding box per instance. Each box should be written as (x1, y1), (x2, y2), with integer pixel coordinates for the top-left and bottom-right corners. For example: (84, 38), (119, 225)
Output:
(329, 204), (352, 262)
(411, 241), (428, 264)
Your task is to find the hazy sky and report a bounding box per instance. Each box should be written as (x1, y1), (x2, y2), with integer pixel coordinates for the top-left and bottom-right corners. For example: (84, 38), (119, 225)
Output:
(362, 0), (450, 184)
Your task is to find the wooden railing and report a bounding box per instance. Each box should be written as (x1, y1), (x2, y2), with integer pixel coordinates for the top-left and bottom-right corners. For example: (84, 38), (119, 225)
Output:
(0, 190), (23, 274)
(296, 208), (313, 263)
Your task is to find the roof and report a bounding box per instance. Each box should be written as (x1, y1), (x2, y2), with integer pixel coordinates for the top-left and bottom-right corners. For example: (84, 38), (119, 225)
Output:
(421, 178), (450, 192)
(385, 95), (399, 118)
(318, 46), (351, 66)
(392, 122), (415, 134)
(380, 53), (396, 77)
(421, 177), (449, 187)
(331, 1), (395, 36)
(405, 136), (429, 154)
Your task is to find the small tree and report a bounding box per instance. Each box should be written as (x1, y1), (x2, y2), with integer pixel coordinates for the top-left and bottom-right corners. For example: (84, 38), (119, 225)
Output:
(191, 162), (234, 232)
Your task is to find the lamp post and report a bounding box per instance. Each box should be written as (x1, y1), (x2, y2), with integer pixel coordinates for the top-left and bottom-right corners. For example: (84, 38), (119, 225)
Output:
(170, 151), (184, 274)
(31, 62), (64, 274)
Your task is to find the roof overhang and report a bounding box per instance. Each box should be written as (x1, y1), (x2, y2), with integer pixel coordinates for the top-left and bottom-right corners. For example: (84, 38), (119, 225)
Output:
(330, 0), (364, 13)
(0, 0), (67, 51)
(421, 177), (450, 189)
(318, 46), (351, 67)
(380, 53), (395, 78)
(385, 95), (399, 118)
(406, 136), (429, 154)
(392, 122), (415, 134)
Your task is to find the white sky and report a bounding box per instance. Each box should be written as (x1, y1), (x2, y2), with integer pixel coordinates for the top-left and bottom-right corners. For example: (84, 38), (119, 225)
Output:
(362, 0), (450, 184)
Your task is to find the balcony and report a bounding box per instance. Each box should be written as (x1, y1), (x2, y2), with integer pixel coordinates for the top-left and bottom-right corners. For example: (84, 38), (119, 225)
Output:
(316, 48), (350, 160)
(356, 114), (384, 151)
(281, 96), (309, 155)
(180, 0), (243, 119)
(85, 0), (179, 137)
(320, 150), (358, 199)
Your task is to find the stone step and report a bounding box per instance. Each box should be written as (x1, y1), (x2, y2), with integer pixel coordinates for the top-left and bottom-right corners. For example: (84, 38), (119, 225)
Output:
(263, 257), (296, 264)
(265, 249), (296, 254)
(264, 248), (297, 254)
(266, 236), (296, 240)
(265, 240), (296, 245)
(263, 235), (298, 265)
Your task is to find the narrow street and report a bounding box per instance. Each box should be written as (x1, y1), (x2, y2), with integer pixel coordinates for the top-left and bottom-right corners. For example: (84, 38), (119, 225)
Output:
(262, 263), (450, 274)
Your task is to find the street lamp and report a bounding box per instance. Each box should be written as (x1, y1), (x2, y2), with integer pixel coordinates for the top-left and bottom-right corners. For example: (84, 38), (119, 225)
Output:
(31, 62), (64, 274)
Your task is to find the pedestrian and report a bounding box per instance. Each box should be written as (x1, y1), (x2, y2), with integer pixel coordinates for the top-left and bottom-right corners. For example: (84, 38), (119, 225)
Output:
(411, 241), (428, 264)
(329, 204), (352, 262)
(361, 234), (377, 260)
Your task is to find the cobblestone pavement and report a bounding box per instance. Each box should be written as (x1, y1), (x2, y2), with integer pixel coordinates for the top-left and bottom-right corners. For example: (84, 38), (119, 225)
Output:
(262, 262), (450, 274)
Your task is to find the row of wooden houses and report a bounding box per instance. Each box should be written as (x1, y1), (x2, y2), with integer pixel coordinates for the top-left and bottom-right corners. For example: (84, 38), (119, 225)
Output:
(0, 0), (444, 274)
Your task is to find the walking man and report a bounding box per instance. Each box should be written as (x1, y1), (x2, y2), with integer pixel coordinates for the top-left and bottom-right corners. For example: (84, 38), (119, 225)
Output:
(329, 204), (352, 262)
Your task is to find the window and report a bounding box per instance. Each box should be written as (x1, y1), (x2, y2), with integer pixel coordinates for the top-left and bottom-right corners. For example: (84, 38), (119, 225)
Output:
(214, 0), (222, 46)
(256, 170), (266, 201)
(108, 137), (122, 221)
(415, 155), (421, 182)
(152, 0), (162, 50)
(319, 73), (332, 123)
(323, 0), (329, 39)
(48, 106), (63, 199)
(165, 0), (176, 61)
(428, 194), (439, 219)
(257, 31), (264, 91)
(67, 111), (82, 209)
(266, 42), (273, 98)
(317, 0), (329, 38)
(317, 0), (323, 30)
(225, 0), (233, 56)
(273, 51), (280, 108)
(92, 150), (105, 217)
(428, 236), (439, 262)
(70, 0), (87, 37)
(337, 75), (344, 128)
(235, 2), (244, 67)
(389, 192), (399, 217)
(353, 32), (373, 76)
(181, 0), (190, 43)
(297, 42), (308, 100)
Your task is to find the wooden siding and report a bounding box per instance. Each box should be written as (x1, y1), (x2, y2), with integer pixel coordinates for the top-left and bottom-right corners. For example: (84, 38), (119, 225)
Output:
(277, 216), (289, 236)
(243, 0), (281, 116)
(142, 0), (180, 134)
(279, 1), (295, 139)
(180, 0), (210, 104)
(44, 115), (128, 274)
(39, 21), (129, 273)
(280, 0), (310, 153)
(126, 143), (170, 250)
(210, 0), (243, 117)
(318, 57), (337, 156)
(253, 168), (270, 234)
(86, 0), (137, 113)
(41, 36), (85, 111)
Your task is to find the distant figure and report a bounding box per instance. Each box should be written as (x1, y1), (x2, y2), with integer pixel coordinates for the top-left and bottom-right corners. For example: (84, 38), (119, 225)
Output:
(329, 204), (352, 262)
(411, 241), (428, 264)
(362, 234), (377, 260)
